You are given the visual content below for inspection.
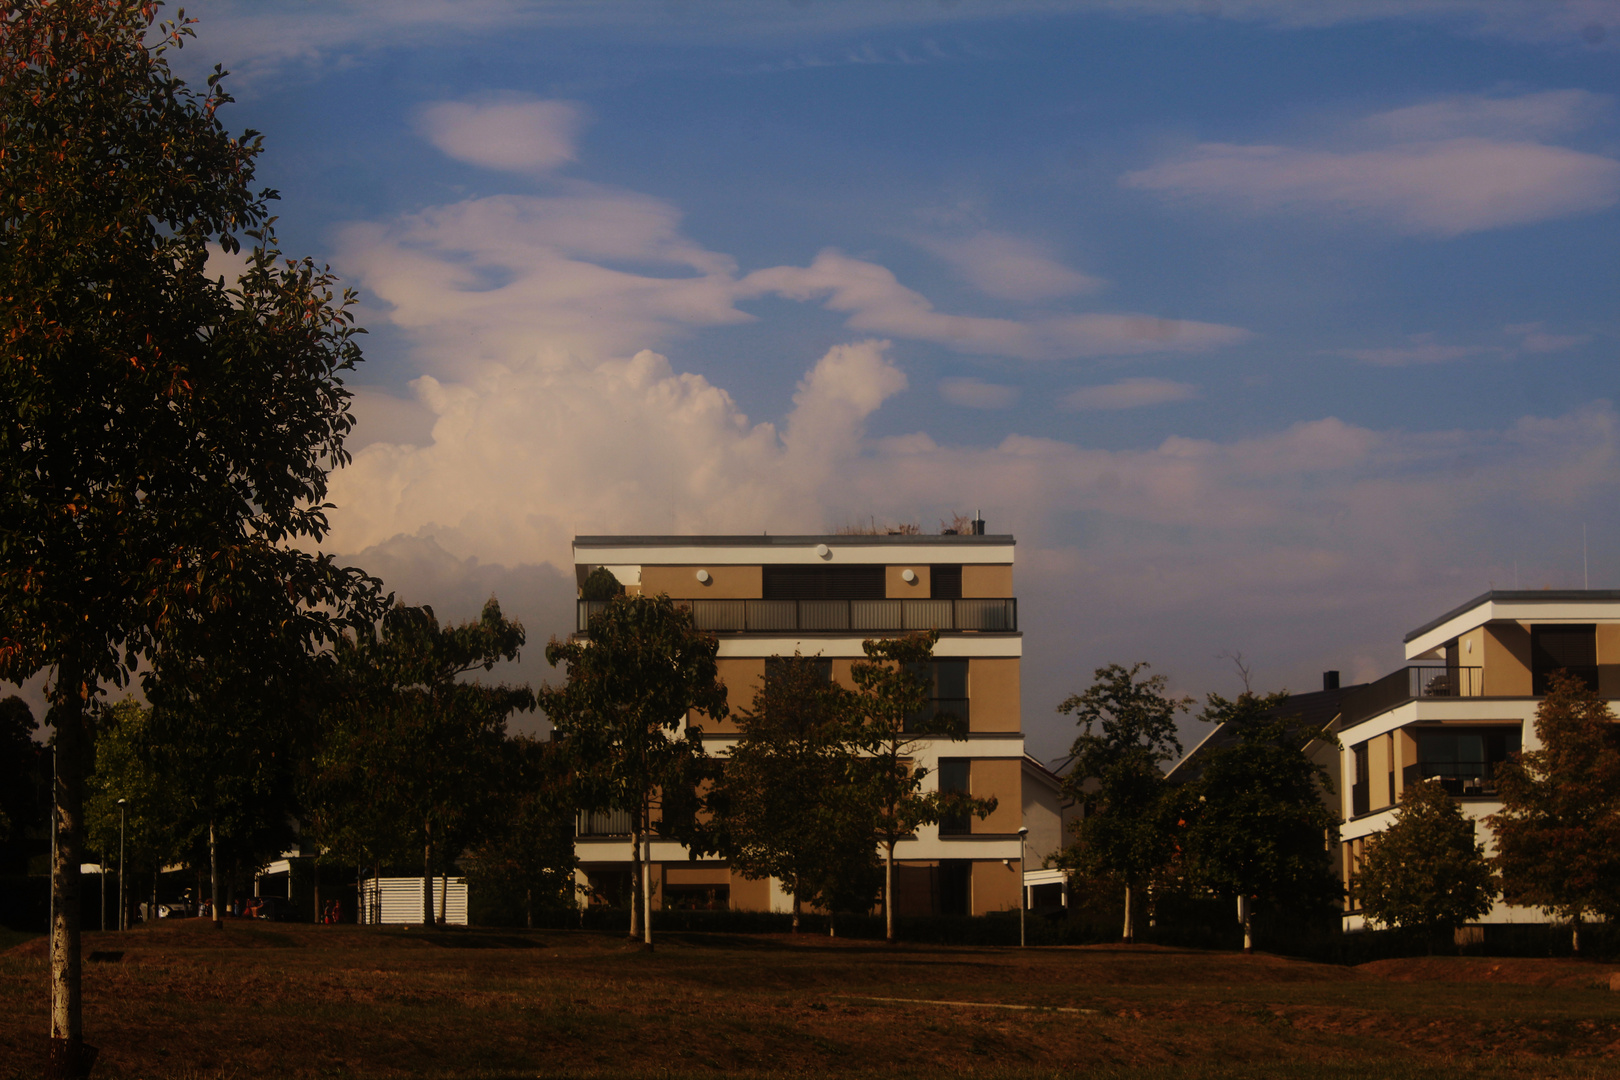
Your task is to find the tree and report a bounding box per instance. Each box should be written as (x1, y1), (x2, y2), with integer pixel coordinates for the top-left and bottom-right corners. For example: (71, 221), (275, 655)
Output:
(0, 5), (382, 1070)
(848, 632), (994, 942)
(1355, 779), (1496, 950)
(1183, 693), (1340, 952)
(709, 654), (876, 932)
(466, 735), (579, 928)
(1055, 662), (1189, 943)
(0, 697), (46, 873)
(313, 600), (532, 927)
(1487, 670), (1620, 954)
(539, 593), (727, 947)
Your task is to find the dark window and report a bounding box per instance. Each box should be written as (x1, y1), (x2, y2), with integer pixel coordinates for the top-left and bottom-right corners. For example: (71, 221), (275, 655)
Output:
(763, 656), (832, 684)
(905, 659), (970, 732)
(1409, 728), (1521, 796)
(1351, 742), (1369, 817)
(937, 860), (971, 916)
(762, 564), (885, 599)
(932, 565), (963, 599)
(1531, 624), (1597, 695)
(938, 759), (970, 835)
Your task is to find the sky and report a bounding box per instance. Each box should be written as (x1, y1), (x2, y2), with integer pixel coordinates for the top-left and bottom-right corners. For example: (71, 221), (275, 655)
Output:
(28, 0), (1620, 762)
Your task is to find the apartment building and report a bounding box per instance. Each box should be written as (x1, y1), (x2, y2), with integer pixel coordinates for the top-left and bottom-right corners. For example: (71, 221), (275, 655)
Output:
(568, 530), (1026, 918)
(1338, 589), (1620, 930)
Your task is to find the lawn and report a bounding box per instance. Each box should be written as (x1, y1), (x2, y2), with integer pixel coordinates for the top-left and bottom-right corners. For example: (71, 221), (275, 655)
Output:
(3, 921), (1618, 1079)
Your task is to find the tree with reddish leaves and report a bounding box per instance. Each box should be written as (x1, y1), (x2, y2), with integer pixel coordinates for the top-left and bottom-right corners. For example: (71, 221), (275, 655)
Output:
(1488, 671), (1620, 954)
(0, 4), (381, 1073)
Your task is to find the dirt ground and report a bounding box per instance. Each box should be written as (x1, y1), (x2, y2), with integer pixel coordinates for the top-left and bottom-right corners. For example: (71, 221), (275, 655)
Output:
(3, 921), (1619, 1079)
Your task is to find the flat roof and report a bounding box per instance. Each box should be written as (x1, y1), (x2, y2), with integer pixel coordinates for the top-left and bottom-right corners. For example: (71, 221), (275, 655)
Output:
(1404, 589), (1620, 643)
(576, 534), (1015, 547)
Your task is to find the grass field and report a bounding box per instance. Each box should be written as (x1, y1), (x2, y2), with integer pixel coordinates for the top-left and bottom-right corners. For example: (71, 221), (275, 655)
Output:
(3, 921), (1619, 1079)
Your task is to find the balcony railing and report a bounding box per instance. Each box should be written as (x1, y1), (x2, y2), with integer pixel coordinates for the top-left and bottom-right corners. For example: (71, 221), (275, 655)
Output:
(576, 808), (631, 837)
(576, 597), (1017, 635)
(1402, 762), (1500, 798)
(1340, 665), (1483, 730)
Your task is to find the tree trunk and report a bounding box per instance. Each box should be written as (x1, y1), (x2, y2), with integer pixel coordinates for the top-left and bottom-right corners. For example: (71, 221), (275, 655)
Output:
(1122, 884), (1134, 944)
(641, 802), (654, 948)
(525, 887), (533, 930)
(629, 817), (642, 941)
(209, 820), (222, 929)
(1239, 894), (1253, 954)
(312, 855), (321, 926)
(1572, 911), (1582, 956)
(48, 661), (88, 1079)
(423, 823), (436, 928)
(884, 840), (896, 943)
(439, 868), (448, 927)
(792, 890), (801, 934)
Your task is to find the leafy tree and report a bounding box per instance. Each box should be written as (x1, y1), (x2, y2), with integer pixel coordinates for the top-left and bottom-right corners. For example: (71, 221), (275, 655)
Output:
(1487, 670), (1620, 954)
(539, 593), (727, 947)
(84, 700), (189, 927)
(312, 600), (532, 927)
(1183, 694), (1340, 952)
(0, 5), (381, 1069)
(709, 654), (876, 931)
(1355, 779), (1496, 950)
(0, 697), (46, 873)
(580, 567), (625, 602)
(1056, 662), (1189, 943)
(848, 631), (994, 943)
(466, 735), (579, 928)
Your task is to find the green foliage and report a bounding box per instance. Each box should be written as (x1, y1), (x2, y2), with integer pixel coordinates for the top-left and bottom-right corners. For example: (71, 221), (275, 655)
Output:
(580, 567), (625, 602)
(1488, 671), (1620, 937)
(0, 697), (44, 870)
(310, 599), (534, 906)
(1055, 663), (1190, 935)
(1184, 694), (1341, 918)
(539, 593), (728, 939)
(1355, 779), (1497, 944)
(84, 700), (190, 877)
(465, 735), (578, 927)
(848, 631), (994, 939)
(709, 654), (878, 924)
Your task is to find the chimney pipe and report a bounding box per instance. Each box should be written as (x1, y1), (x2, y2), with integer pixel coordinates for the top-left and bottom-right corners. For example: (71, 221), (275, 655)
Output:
(1323, 670), (1340, 692)
(972, 510), (986, 536)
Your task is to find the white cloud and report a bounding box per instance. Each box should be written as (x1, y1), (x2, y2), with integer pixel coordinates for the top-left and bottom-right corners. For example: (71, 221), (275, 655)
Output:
(417, 97), (584, 175)
(738, 249), (1248, 360)
(939, 377), (1021, 409)
(1123, 136), (1620, 237)
(1340, 342), (1493, 366)
(1504, 322), (1594, 353)
(1365, 90), (1613, 141)
(913, 231), (1105, 302)
(1060, 377), (1199, 410)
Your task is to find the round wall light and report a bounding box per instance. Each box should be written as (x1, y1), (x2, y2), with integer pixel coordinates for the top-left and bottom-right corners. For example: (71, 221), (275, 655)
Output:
(695, 569), (711, 584)
(901, 568), (917, 584)
(815, 544), (831, 559)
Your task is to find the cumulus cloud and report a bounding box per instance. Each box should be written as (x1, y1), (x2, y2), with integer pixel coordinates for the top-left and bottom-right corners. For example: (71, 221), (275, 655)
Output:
(939, 377), (1021, 409)
(1060, 377), (1199, 410)
(738, 249), (1248, 360)
(913, 231), (1105, 302)
(418, 97), (584, 175)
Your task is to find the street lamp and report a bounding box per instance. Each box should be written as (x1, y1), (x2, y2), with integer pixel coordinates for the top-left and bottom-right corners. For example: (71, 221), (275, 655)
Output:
(1017, 826), (1029, 949)
(117, 799), (127, 932)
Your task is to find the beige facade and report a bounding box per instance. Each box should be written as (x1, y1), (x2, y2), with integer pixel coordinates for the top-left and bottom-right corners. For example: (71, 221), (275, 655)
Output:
(1338, 589), (1620, 929)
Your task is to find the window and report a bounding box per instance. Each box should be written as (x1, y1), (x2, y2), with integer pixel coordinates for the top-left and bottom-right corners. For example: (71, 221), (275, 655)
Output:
(932, 564), (963, 599)
(1531, 624), (1597, 695)
(1386, 732), (1396, 808)
(938, 758), (970, 836)
(937, 860), (971, 916)
(763, 656), (832, 684)
(905, 659), (969, 732)
(1409, 728), (1521, 796)
(1351, 742), (1369, 817)
(762, 565), (885, 599)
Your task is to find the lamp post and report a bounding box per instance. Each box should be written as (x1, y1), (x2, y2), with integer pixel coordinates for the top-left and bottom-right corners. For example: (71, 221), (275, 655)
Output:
(1017, 826), (1029, 949)
(117, 799), (128, 932)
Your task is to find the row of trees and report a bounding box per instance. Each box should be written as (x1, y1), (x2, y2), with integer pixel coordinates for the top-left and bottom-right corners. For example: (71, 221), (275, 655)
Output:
(1357, 671), (1620, 953)
(1054, 663), (1338, 951)
(541, 589), (996, 944)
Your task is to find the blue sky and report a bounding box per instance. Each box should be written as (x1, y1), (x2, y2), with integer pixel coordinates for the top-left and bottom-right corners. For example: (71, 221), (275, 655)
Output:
(144, 0), (1620, 758)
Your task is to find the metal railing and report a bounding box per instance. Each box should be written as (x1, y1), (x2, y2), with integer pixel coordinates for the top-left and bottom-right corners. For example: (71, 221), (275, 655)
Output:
(1340, 665), (1483, 730)
(1403, 762), (1500, 797)
(576, 597), (1017, 635)
(576, 808), (632, 837)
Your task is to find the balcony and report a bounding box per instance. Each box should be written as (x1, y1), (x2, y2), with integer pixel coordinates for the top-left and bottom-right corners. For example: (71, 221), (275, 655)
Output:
(1402, 762), (1501, 798)
(576, 597), (1017, 635)
(576, 808), (631, 838)
(1340, 665), (1483, 730)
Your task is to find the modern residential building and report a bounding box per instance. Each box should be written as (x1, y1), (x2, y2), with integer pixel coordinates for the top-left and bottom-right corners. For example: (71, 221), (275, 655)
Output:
(568, 529), (1027, 917)
(1337, 589), (1620, 930)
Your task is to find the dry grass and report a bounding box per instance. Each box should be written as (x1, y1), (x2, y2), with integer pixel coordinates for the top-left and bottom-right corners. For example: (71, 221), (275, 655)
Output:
(3, 921), (1619, 1079)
